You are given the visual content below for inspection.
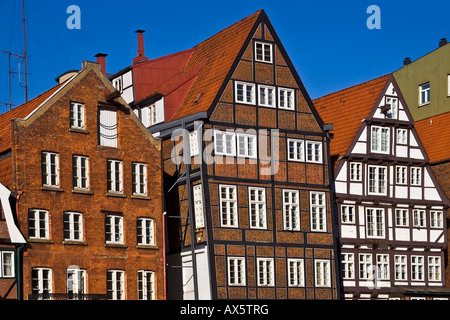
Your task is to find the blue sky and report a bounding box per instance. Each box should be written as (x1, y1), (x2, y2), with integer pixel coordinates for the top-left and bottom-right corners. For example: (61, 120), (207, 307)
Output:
(0, 0), (449, 113)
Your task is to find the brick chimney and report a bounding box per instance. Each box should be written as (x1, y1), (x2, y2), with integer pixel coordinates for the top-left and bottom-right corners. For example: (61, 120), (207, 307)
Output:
(133, 30), (148, 64)
(95, 53), (108, 74)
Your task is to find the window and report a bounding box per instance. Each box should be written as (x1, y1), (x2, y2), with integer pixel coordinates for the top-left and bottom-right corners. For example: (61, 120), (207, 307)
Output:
(219, 185), (238, 227)
(112, 77), (122, 93)
(368, 165), (387, 195)
(341, 205), (355, 224)
(214, 130), (236, 156)
(341, 253), (354, 279)
(430, 211), (443, 228)
(278, 88), (295, 110)
(371, 126), (390, 154)
(148, 104), (157, 126)
(359, 254), (373, 280)
(63, 212), (83, 242)
(287, 139), (304, 162)
(366, 208), (384, 238)
(1, 251), (14, 277)
(107, 270), (125, 300)
(66, 268), (86, 299)
(189, 131), (199, 156)
(235, 81), (255, 104)
(99, 108), (118, 147)
(411, 167), (422, 186)
(138, 270), (155, 300)
(132, 162), (147, 196)
(28, 209), (49, 239)
(258, 85), (275, 107)
(70, 102), (85, 129)
(385, 97), (398, 119)
(395, 208), (409, 226)
(282, 190), (300, 231)
(310, 192), (326, 232)
(237, 133), (257, 158)
(411, 256), (424, 281)
(137, 218), (154, 246)
(315, 260), (331, 287)
(350, 162), (362, 181)
(413, 209), (426, 228)
(288, 259), (304, 287)
(257, 258), (274, 286)
(428, 257), (441, 282)
(396, 166), (407, 185)
(73, 155), (89, 190)
(376, 254), (389, 280)
(306, 141), (322, 163)
(255, 41), (273, 63)
(394, 255), (407, 281)
(419, 82), (430, 106)
(107, 159), (123, 193)
(32, 268), (52, 299)
(249, 187), (266, 229)
(41, 151), (59, 187)
(228, 257), (246, 286)
(193, 185), (205, 229)
(105, 215), (124, 244)
(396, 129), (408, 145)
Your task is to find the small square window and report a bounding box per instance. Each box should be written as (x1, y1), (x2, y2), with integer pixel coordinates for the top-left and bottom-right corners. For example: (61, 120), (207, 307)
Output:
(396, 129), (408, 145)
(350, 162), (362, 181)
(287, 139), (304, 162)
(235, 82), (255, 105)
(258, 85), (275, 108)
(278, 88), (295, 110)
(255, 42), (273, 63)
(237, 133), (257, 158)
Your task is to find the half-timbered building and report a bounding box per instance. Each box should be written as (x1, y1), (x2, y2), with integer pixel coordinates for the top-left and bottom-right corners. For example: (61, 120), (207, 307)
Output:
(110, 10), (340, 300)
(314, 74), (450, 300)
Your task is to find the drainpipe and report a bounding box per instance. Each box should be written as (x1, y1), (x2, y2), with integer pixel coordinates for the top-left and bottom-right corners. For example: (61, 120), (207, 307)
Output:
(162, 211), (167, 300)
(15, 190), (24, 300)
(15, 190), (23, 221)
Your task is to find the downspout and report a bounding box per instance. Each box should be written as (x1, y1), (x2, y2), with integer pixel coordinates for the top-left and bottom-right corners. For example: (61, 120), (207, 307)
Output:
(162, 211), (167, 300)
(15, 190), (24, 300)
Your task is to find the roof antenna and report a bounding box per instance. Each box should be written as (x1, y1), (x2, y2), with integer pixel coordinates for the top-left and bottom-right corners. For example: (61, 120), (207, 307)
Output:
(22, 0), (28, 102)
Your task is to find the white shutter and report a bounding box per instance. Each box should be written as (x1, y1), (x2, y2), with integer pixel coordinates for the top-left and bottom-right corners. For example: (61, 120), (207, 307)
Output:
(99, 108), (118, 147)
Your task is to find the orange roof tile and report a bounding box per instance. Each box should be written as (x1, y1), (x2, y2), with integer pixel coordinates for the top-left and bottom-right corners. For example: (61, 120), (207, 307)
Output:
(0, 82), (65, 154)
(313, 74), (390, 159)
(414, 111), (450, 163)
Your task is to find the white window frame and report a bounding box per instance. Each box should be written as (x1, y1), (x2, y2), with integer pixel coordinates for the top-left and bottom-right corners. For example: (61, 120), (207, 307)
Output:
(237, 133), (257, 159)
(366, 208), (385, 238)
(28, 209), (50, 239)
(0, 251), (14, 278)
(63, 212), (83, 242)
(419, 82), (430, 106)
(105, 215), (124, 244)
(193, 185), (205, 229)
(278, 88), (295, 110)
(341, 205), (355, 224)
(258, 85), (275, 108)
(359, 253), (373, 280)
(73, 155), (89, 190)
(257, 258), (274, 286)
(66, 267), (86, 298)
(148, 103), (157, 126)
(428, 256), (441, 282)
(138, 270), (155, 300)
(70, 102), (85, 130)
(288, 258), (305, 287)
(282, 189), (300, 231)
(306, 141), (322, 163)
(32, 267), (52, 299)
(413, 209), (426, 228)
(350, 162), (362, 181)
(287, 139), (304, 162)
(430, 211), (443, 228)
(219, 185), (238, 228)
(395, 208), (409, 227)
(214, 130), (236, 156)
(385, 96), (398, 119)
(411, 167), (422, 186)
(107, 159), (123, 194)
(99, 108), (118, 148)
(228, 257), (246, 286)
(376, 254), (390, 280)
(394, 255), (408, 281)
(248, 187), (266, 229)
(107, 270), (125, 300)
(371, 126), (390, 154)
(341, 253), (354, 279)
(235, 81), (255, 105)
(255, 41), (273, 63)
(396, 128), (408, 145)
(112, 77), (122, 93)
(368, 165), (387, 195)
(310, 192), (326, 232)
(395, 166), (407, 185)
(315, 260), (331, 287)
(42, 151), (59, 187)
(137, 217), (155, 246)
(189, 130), (199, 157)
(132, 162), (147, 196)
(411, 256), (424, 281)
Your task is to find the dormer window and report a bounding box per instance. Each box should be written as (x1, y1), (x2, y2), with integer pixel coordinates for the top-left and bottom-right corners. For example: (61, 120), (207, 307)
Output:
(255, 41), (273, 63)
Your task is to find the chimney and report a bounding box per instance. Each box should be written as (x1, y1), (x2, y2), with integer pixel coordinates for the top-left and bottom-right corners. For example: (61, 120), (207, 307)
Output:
(403, 57), (411, 66)
(133, 30), (148, 64)
(95, 53), (108, 74)
(439, 38), (447, 47)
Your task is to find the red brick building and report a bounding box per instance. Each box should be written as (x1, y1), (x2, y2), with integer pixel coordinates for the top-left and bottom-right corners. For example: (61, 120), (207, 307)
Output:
(0, 61), (164, 300)
(110, 10), (340, 299)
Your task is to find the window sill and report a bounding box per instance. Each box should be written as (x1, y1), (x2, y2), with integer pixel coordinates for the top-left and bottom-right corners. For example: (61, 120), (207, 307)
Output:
(105, 243), (128, 248)
(28, 238), (54, 244)
(106, 192), (126, 198)
(62, 240), (87, 246)
(418, 102), (430, 107)
(131, 194), (151, 200)
(136, 244), (158, 250)
(41, 186), (64, 192)
(69, 128), (89, 134)
(72, 189), (94, 195)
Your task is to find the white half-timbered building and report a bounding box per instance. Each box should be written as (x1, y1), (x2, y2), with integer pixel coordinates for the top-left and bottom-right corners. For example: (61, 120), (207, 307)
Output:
(314, 74), (450, 300)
